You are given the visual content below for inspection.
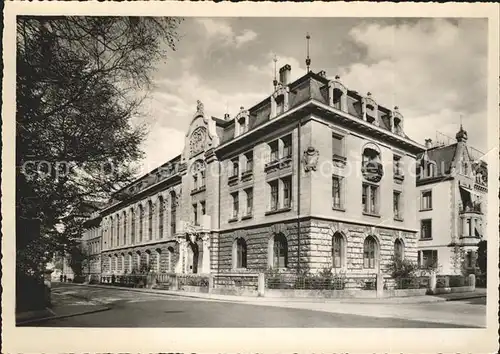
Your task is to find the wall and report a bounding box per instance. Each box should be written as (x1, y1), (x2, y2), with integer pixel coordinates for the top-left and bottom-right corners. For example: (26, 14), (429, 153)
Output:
(417, 180), (453, 273)
(308, 117), (418, 232)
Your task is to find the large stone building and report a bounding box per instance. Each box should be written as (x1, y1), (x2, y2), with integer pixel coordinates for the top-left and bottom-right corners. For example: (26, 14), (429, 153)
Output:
(84, 65), (428, 279)
(416, 127), (488, 275)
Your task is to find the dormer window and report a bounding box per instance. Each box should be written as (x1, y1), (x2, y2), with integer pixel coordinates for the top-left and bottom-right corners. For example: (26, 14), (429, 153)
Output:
(276, 95), (285, 115)
(238, 116), (248, 135)
(394, 118), (403, 134)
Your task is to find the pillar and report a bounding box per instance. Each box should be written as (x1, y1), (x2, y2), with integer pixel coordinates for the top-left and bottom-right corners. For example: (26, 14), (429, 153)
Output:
(258, 273), (266, 297)
(376, 273), (384, 298)
(462, 217), (467, 237)
(208, 274), (214, 294)
(429, 271), (437, 294)
(201, 235), (211, 274)
(468, 274), (476, 290)
(471, 218), (476, 237)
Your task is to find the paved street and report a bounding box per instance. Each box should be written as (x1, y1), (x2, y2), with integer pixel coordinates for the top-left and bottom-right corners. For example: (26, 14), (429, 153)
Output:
(24, 284), (486, 328)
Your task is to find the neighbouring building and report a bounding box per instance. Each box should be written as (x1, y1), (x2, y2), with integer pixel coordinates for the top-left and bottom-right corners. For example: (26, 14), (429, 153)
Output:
(416, 127), (488, 275)
(86, 64), (427, 281)
(80, 210), (103, 281)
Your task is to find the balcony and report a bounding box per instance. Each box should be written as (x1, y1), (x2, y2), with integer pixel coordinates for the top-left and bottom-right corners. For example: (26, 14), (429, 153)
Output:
(190, 185), (206, 195)
(459, 202), (482, 214)
(228, 174), (239, 186)
(332, 154), (347, 168)
(241, 169), (253, 182)
(264, 155), (292, 173)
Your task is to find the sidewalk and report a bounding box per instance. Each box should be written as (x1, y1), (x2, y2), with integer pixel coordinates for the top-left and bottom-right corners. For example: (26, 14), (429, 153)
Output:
(16, 287), (110, 326)
(65, 282), (486, 304)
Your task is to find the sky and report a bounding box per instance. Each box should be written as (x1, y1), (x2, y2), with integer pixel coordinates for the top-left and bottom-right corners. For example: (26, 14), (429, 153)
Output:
(134, 17), (488, 174)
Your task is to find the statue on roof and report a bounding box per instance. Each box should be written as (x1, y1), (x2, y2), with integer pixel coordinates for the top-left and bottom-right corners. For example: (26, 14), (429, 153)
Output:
(196, 100), (204, 115)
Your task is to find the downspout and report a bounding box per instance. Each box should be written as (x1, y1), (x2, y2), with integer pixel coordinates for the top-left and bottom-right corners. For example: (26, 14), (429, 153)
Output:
(217, 160), (221, 277)
(297, 118), (302, 274)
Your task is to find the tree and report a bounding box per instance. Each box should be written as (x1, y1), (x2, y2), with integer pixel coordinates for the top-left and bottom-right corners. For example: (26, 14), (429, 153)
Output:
(477, 240), (487, 274)
(16, 16), (182, 280)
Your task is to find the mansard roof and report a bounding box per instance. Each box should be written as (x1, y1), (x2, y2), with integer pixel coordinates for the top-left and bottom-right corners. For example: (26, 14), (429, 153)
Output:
(217, 69), (415, 145)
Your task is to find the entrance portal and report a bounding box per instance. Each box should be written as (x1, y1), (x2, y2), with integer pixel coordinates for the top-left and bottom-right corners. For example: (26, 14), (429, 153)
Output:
(186, 242), (199, 274)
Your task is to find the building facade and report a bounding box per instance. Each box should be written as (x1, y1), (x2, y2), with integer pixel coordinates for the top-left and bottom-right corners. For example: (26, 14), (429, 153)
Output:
(416, 128), (488, 275)
(87, 65), (427, 279)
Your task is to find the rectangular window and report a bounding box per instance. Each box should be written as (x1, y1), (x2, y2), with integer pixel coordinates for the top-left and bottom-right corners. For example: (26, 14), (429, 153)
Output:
(421, 190), (432, 210)
(200, 201), (206, 216)
(362, 183), (379, 215)
(393, 191), (401, 219)
(231, 159), (239, 178)
(270, 180), (279, 211)
(421, 219), (432, 239)
(332, 133), (344, 157)
(245, 151), (253, 173)
(231, 192), (239, 219)
(282, 176), (292, 208)
(193, 175), (198, 189)
(245, 188), (253, 215)
(269, 141), (279, 163)
(421, 250), (438, 268)
(332, 175), (343, 209)
(200, 170), (206, 188)
(393, 155), (402, 176)
(466, 218), (471, 236)
(193, 204), (198, 226)
(282, 134), (292, 159)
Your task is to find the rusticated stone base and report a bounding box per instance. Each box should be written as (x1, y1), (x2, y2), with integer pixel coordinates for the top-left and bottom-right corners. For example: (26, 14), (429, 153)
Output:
(217, 217), (418, 276)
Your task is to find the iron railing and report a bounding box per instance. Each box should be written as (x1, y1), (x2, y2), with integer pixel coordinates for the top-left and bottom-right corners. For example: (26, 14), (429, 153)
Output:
(436, 275), (469, 288)
(177, 274), (210, 288)
(390, 276), (430, 290)
(214, 273), (259, 290)
(264, 273), (377, 290)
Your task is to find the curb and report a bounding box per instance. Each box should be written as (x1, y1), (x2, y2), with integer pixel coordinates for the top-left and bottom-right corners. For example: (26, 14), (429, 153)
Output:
(55, 283), (486, 305)
(16, 306), (111, 326)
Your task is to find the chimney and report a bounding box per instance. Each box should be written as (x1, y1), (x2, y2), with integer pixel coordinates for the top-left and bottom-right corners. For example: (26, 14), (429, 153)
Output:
(224, 113), (231, 121)
(318, 70), (326, 78)
(425, 138), (433, 149)
(279, 64), (291, 85)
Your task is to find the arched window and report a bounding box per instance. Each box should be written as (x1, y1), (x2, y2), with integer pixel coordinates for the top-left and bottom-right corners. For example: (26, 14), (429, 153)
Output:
(139, 204), (144, 242)
(394, 239), (404, 260)
(123, 211), (127, 245)
(167, 246), (175, 272)
(128, 253), (133, 272)
(155, 249), (161, 272)
(158, 196), (165, 239)
(145, 250), (151, 270)
(130, 208), (135, 244)
(170, 191), (177, 235)
(332, 232), (344, 268)
(273, 233), (288, 268)
(120, 253), (125, 271)
(136, 251), (141, 271)
(234, 238), (248, 269)
(148, 200), (153, 240)
(116, 214), (120, 246)
(110, 216), (114, 248)
(363, 236), (377, 269)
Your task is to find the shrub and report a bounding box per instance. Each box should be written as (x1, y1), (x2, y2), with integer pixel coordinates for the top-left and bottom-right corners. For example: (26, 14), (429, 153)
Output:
(387, 256), (418, 279)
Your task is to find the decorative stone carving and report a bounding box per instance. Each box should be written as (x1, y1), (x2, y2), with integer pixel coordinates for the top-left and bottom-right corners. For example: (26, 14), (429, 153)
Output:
(189, 126), (207, 157)
(270, 223), (287, 235)
(302, 146), (319, 172)
(362, 160), (384, 183)
(196, 100), (204, 115)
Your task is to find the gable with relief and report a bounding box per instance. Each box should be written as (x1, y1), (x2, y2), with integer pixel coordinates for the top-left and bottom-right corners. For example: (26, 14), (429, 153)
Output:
(189, 126), (207, 157)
